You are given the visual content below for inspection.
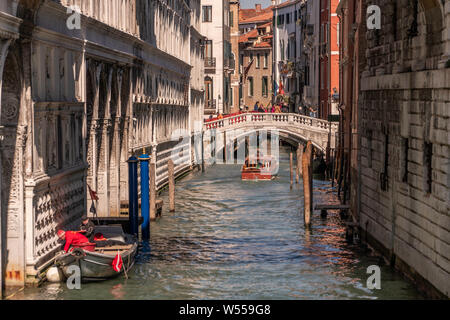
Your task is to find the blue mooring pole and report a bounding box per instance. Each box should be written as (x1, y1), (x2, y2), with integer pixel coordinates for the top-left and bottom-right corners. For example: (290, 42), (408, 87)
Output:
(139, 153), (151, 240)
(127, 156), (139, 236)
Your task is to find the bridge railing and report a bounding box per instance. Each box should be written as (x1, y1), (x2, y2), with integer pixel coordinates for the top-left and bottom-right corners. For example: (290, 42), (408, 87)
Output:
(204, 113), (338, 132)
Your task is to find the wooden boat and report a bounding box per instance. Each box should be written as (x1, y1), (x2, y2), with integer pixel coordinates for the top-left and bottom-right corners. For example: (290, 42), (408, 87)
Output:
(55, 225), (138, 282)
(241, 155), (278, 180)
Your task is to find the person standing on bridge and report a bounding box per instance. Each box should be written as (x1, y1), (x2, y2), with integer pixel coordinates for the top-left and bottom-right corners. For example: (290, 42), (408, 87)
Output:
(258, 103), (265, 113)
(254, 101), (259, 112)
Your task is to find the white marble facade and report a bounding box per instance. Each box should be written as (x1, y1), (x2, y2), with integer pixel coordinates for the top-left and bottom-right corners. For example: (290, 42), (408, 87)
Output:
(0, 0), (205, 291)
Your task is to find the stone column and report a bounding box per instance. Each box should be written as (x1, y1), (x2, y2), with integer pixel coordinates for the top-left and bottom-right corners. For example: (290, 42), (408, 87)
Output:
(120, 68), (132, 204)
(0, 37), (13, 298)
(110, 68), (123, 216)
(97, 67), (113, 217)
(87, 61), (102, 216)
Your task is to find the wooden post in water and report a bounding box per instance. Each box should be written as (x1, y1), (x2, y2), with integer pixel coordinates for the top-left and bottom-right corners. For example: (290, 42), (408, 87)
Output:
(290, 152), (294, 189)
(223, 131), (227, 163)
(296, 145), (302, 183)
(302, 141), (313, 227)
(168, 159), (175, 212)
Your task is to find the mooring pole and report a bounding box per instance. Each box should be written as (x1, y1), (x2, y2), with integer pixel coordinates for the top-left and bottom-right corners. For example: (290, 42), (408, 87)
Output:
(295, 146), (300, 183)
(298, 144), (303, 177)
(168, 159), (175, 212)
(127, 156), (139, 237)
(139, 153), (150, 240)
(150, 145), (157, 220)
(223, 131), (227, 163)
(290, 151), (294, 189)
(302, 141), (313, 227)
(201, 131), (205, 172)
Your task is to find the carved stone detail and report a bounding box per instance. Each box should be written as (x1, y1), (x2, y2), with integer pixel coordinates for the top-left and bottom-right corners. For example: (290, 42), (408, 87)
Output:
(34, 178), (85, 258)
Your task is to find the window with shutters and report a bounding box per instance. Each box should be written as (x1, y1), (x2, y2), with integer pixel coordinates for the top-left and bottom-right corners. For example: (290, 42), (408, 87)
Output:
(248, 77), (254, 97)
(202, 6), (212, 22)
(262, 77), (268, 97)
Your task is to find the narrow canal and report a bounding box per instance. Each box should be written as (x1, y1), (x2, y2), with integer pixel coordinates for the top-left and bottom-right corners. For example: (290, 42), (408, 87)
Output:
(15, 148), (423, 300)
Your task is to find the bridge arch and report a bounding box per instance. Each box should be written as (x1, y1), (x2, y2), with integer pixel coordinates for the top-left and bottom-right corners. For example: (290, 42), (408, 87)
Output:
(209, 128), (327, 156)
(203, 113), (336, 161)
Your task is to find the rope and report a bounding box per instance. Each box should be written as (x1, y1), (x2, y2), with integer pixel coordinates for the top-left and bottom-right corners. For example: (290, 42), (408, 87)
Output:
(122, 251), (129, 280)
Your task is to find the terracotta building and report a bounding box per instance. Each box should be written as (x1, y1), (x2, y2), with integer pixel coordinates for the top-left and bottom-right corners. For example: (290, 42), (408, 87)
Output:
(337, 0), (450, 298)
(239, 4), (274, 110)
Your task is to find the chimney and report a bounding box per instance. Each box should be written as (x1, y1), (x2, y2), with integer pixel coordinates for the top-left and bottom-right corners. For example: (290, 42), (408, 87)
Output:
(255, 4), (262, 12)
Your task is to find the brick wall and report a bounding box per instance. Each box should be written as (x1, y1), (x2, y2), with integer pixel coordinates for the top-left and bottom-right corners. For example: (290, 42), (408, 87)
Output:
(357, 0), (450, 297)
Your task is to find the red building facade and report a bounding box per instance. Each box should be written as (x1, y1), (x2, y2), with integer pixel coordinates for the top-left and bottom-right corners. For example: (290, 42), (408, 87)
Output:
(319, 0), (340, 120)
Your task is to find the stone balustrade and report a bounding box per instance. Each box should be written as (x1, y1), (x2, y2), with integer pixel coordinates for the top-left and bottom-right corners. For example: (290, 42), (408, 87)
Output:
(203, 113), (338, 152)
(205, 113), (338, 133)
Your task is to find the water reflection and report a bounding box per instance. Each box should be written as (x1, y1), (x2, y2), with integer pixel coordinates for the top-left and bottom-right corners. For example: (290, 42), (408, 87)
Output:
(15, 148), (423, 300)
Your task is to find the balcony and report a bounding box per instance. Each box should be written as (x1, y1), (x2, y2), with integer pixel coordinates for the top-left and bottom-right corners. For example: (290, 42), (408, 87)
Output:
(204, 99), (217, 115)
(205, 57), (216, 68)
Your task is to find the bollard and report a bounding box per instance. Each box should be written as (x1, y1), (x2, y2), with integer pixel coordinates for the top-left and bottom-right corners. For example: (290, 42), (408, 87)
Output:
(139, 153), (151, 240)
(290, 152), (294, 189)
(168, 159), (175, 212)
(127, 156), (139, 237)
(150, 158), (157, 221)
(302, 141), (313, 227)
(201, 131), (205, 172)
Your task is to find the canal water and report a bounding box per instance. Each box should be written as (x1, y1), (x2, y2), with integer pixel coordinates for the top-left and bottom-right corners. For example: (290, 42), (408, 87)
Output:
(15, 148), (423, 300)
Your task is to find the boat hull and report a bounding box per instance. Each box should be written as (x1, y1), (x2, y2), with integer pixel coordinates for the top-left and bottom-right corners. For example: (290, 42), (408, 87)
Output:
(56, 242), (138, 281)
(241, 154), (278, 181)
(241, 170), (275, 180)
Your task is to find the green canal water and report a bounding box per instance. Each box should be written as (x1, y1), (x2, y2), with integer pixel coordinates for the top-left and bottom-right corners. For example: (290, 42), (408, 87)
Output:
(15, 149), (423, 300)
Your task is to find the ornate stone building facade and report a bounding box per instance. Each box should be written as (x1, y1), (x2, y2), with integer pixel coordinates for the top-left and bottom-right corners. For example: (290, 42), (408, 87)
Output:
(299, 0), (320, 115)
(189, 0), (205, 141)
(272, 0), (303, 113)
(0, 0), (204, 293)
(201, 0), (233, 116)
(337, 0), (449, 297)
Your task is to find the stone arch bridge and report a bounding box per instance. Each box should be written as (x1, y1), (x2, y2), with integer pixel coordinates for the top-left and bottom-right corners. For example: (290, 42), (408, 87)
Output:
(202, 113), (338, 163)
